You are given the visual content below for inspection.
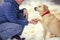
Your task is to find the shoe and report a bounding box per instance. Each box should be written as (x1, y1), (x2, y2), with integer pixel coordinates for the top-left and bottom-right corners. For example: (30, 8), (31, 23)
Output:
(21, 38), (25, 40)
(11, 35), (21, 40)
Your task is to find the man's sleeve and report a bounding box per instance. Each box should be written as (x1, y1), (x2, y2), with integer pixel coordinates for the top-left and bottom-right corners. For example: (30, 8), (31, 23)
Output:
(5, 3), (28, 26)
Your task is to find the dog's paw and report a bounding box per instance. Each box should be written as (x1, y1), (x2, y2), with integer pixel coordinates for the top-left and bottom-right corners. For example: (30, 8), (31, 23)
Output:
(49, 34), (55, 38)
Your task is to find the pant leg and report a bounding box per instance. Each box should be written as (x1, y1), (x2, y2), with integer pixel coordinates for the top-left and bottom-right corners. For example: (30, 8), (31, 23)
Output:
(0, 22), (23, 40)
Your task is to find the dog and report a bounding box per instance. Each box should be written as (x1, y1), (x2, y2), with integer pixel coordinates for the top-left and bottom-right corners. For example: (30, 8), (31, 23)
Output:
(34, 4), (60, 40)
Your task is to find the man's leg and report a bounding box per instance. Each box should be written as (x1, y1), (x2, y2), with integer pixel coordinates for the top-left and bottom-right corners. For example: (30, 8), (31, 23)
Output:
(11, 24), (25, 40)
(0, 23), (23, 40)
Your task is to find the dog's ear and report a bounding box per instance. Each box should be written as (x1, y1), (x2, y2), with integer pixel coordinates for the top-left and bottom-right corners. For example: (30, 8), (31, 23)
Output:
(43, 5), (48, 11)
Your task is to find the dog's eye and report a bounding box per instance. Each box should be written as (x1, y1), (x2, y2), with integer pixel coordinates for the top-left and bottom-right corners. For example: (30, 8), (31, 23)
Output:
(39, 6), (41, 7)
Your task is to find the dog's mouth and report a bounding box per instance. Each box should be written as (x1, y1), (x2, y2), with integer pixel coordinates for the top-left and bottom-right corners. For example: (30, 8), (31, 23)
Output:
(34, 6), (41, 11)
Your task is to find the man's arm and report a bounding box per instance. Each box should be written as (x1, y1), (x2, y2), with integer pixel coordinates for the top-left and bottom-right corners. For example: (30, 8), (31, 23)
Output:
(5, 3), (28, 26)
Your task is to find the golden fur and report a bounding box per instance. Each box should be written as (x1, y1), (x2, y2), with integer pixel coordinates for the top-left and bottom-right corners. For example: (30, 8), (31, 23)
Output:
(35, 4), (60, 40)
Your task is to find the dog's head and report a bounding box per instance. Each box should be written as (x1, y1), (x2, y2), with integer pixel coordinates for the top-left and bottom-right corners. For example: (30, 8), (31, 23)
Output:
(34, 4), (49, 14)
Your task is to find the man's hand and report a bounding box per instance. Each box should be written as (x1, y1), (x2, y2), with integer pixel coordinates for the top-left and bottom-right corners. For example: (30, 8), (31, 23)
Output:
(29, 19), (39, 24)
(23, 9), (28, 19)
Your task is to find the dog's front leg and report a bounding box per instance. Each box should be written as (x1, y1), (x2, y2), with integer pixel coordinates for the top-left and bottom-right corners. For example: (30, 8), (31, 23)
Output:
(43, 29), (47, 40)
(49, 33), (55, 38)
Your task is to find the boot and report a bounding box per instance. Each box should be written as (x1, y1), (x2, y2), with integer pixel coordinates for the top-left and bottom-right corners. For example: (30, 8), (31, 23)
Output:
(11, 35), (21, 40)
(21, 38), (25, 40)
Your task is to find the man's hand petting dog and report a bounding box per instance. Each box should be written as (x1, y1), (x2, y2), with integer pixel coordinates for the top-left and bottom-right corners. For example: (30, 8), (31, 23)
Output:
(29, 19), (39, 25)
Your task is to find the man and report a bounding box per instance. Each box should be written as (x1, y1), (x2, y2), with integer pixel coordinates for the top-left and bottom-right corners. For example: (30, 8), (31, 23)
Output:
(0, 0), (38, 40)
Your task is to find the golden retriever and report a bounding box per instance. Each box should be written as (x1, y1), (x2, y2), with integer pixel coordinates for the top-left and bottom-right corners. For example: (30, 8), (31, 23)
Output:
(34, 4), (60, 40)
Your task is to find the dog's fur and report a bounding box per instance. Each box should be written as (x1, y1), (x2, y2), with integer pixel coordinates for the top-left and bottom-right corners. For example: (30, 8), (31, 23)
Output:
(34, 4), (60, 40)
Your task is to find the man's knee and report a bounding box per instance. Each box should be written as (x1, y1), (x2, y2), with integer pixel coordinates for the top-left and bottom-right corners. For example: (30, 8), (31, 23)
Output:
(0, 23), (23, 40)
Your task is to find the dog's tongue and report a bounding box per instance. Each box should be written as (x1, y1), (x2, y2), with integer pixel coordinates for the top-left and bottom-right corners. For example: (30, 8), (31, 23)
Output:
(42, 10), (50, 17)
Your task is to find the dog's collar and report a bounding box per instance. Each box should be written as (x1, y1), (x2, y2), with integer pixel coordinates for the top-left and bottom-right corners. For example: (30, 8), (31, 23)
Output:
(42, 10), (50, 17)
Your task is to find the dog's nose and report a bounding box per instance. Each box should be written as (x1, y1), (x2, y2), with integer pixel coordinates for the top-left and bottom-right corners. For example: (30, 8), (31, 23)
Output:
(34, 7), (37, 11)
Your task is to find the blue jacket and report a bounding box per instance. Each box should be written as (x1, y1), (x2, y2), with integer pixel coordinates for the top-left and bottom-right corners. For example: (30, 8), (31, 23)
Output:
(0, 0), (28, 27)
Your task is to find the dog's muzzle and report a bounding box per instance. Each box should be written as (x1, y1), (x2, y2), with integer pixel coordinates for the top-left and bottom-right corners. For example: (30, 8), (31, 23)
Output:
(34, 6), (41, 11)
